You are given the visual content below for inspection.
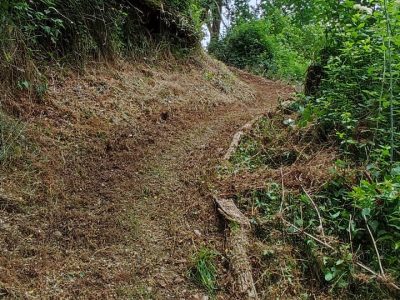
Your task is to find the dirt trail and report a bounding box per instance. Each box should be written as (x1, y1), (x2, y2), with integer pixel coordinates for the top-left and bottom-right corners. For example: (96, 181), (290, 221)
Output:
(0, 66), (293, 299)
(121, 74), (293, 298)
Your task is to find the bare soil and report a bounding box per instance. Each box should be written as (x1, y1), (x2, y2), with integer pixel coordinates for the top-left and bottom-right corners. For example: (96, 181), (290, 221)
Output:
(0, 57), (293, 298)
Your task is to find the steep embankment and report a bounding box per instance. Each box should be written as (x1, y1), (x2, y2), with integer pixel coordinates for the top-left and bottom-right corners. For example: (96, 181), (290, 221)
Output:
(0, 56), (293, 298)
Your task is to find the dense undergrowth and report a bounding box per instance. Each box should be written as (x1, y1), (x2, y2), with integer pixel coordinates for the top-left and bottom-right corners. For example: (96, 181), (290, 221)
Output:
(301, 1), (400, 291)
(221, 110), (399, 298)
(216, 0), (400, 297)
(209, 2), (325, 81)
(0, 0), (203, 94)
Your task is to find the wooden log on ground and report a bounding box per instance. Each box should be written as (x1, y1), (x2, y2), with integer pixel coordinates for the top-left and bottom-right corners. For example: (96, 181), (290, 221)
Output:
(216, 113), (272, 299)
(215, 197), (258, 299)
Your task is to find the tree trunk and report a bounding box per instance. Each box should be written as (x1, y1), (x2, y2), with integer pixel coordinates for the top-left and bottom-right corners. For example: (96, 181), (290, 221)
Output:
(209, 0), (223, 44)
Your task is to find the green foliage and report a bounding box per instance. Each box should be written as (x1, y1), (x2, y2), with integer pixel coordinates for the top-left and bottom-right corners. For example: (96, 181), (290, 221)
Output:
(303, 0), (400, 157)
(294, 1), (400, 287)
(0, 112), (25, 165)
(210, 20), (274, 73)
(231, 0), (254, 24)
(190, 247), (218, 293)
(305, 162), (400, 284)
(350, 175), (400, 277)
(261, 0), (340, 26)
(210, 8), (323, 80)
(0, 0), (201, 88)
(227, 116), (298, 172)
(251, 183), (282, 215)
(215, 0), (400, 294)
(166, 0), (192, 12)
(248, 162), (397, 293)
(268, 45), (308, 80)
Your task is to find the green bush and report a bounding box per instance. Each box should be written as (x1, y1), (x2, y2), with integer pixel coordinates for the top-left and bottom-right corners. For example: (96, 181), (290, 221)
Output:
(297, 0), (400, 286)
(210, 20), (274, 73)
(269, 46), (307, 80)
(210, 16), (318, 81)
(303, 1), (400, 160)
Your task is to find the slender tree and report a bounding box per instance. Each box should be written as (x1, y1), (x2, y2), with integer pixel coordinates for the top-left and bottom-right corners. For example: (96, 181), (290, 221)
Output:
(199, 0), (224, 43)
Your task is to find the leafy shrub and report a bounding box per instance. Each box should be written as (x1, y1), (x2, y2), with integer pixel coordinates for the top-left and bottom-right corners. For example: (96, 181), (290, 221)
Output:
(307, 163), (400, 285)
(269, 46), (308, 80)
(296, 0), (400, 288)
(303, 1), (400, 159)
(210, 20), (274, 73)
(210, 15), (318, 81)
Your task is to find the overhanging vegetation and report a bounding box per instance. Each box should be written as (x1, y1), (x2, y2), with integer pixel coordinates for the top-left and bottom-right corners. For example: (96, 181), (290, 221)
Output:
(0, 0), (200, 89)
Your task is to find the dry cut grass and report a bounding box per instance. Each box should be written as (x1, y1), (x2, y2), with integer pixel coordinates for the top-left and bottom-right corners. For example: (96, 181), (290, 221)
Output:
(0, 54), (256, 298)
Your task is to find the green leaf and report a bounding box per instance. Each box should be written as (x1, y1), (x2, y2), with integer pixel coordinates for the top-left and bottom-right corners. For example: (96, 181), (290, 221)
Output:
(330, 211), (341, 219)
(325, 272), (334, 281)
(336, 259), (344, 265)
(361, 208), (371, 218)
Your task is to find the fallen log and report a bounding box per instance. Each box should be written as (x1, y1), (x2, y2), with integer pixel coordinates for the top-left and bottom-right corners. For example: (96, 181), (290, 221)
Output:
(215, 197), (258, 299)
(216, 113), (272, 299)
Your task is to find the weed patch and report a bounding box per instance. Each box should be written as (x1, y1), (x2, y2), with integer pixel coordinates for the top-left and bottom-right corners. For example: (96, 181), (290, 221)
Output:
(190, 247), (218, 294)
(222, 113), (324, 174)
(219, 109), (398, 298)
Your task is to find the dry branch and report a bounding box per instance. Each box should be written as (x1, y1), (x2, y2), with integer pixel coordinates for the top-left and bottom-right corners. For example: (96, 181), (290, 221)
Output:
(216, 113), (273, 299)
(364, 215), (385, 277)
(301, 186), (326, 239)
(215, 197), (258, 299)
(215, 197), (250, 227)
(224, 114), (267, 161)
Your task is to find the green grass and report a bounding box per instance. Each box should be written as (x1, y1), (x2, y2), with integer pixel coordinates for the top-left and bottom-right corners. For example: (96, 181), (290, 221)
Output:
(191, 247), (218, 294)
(0, 112), (25, 165)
